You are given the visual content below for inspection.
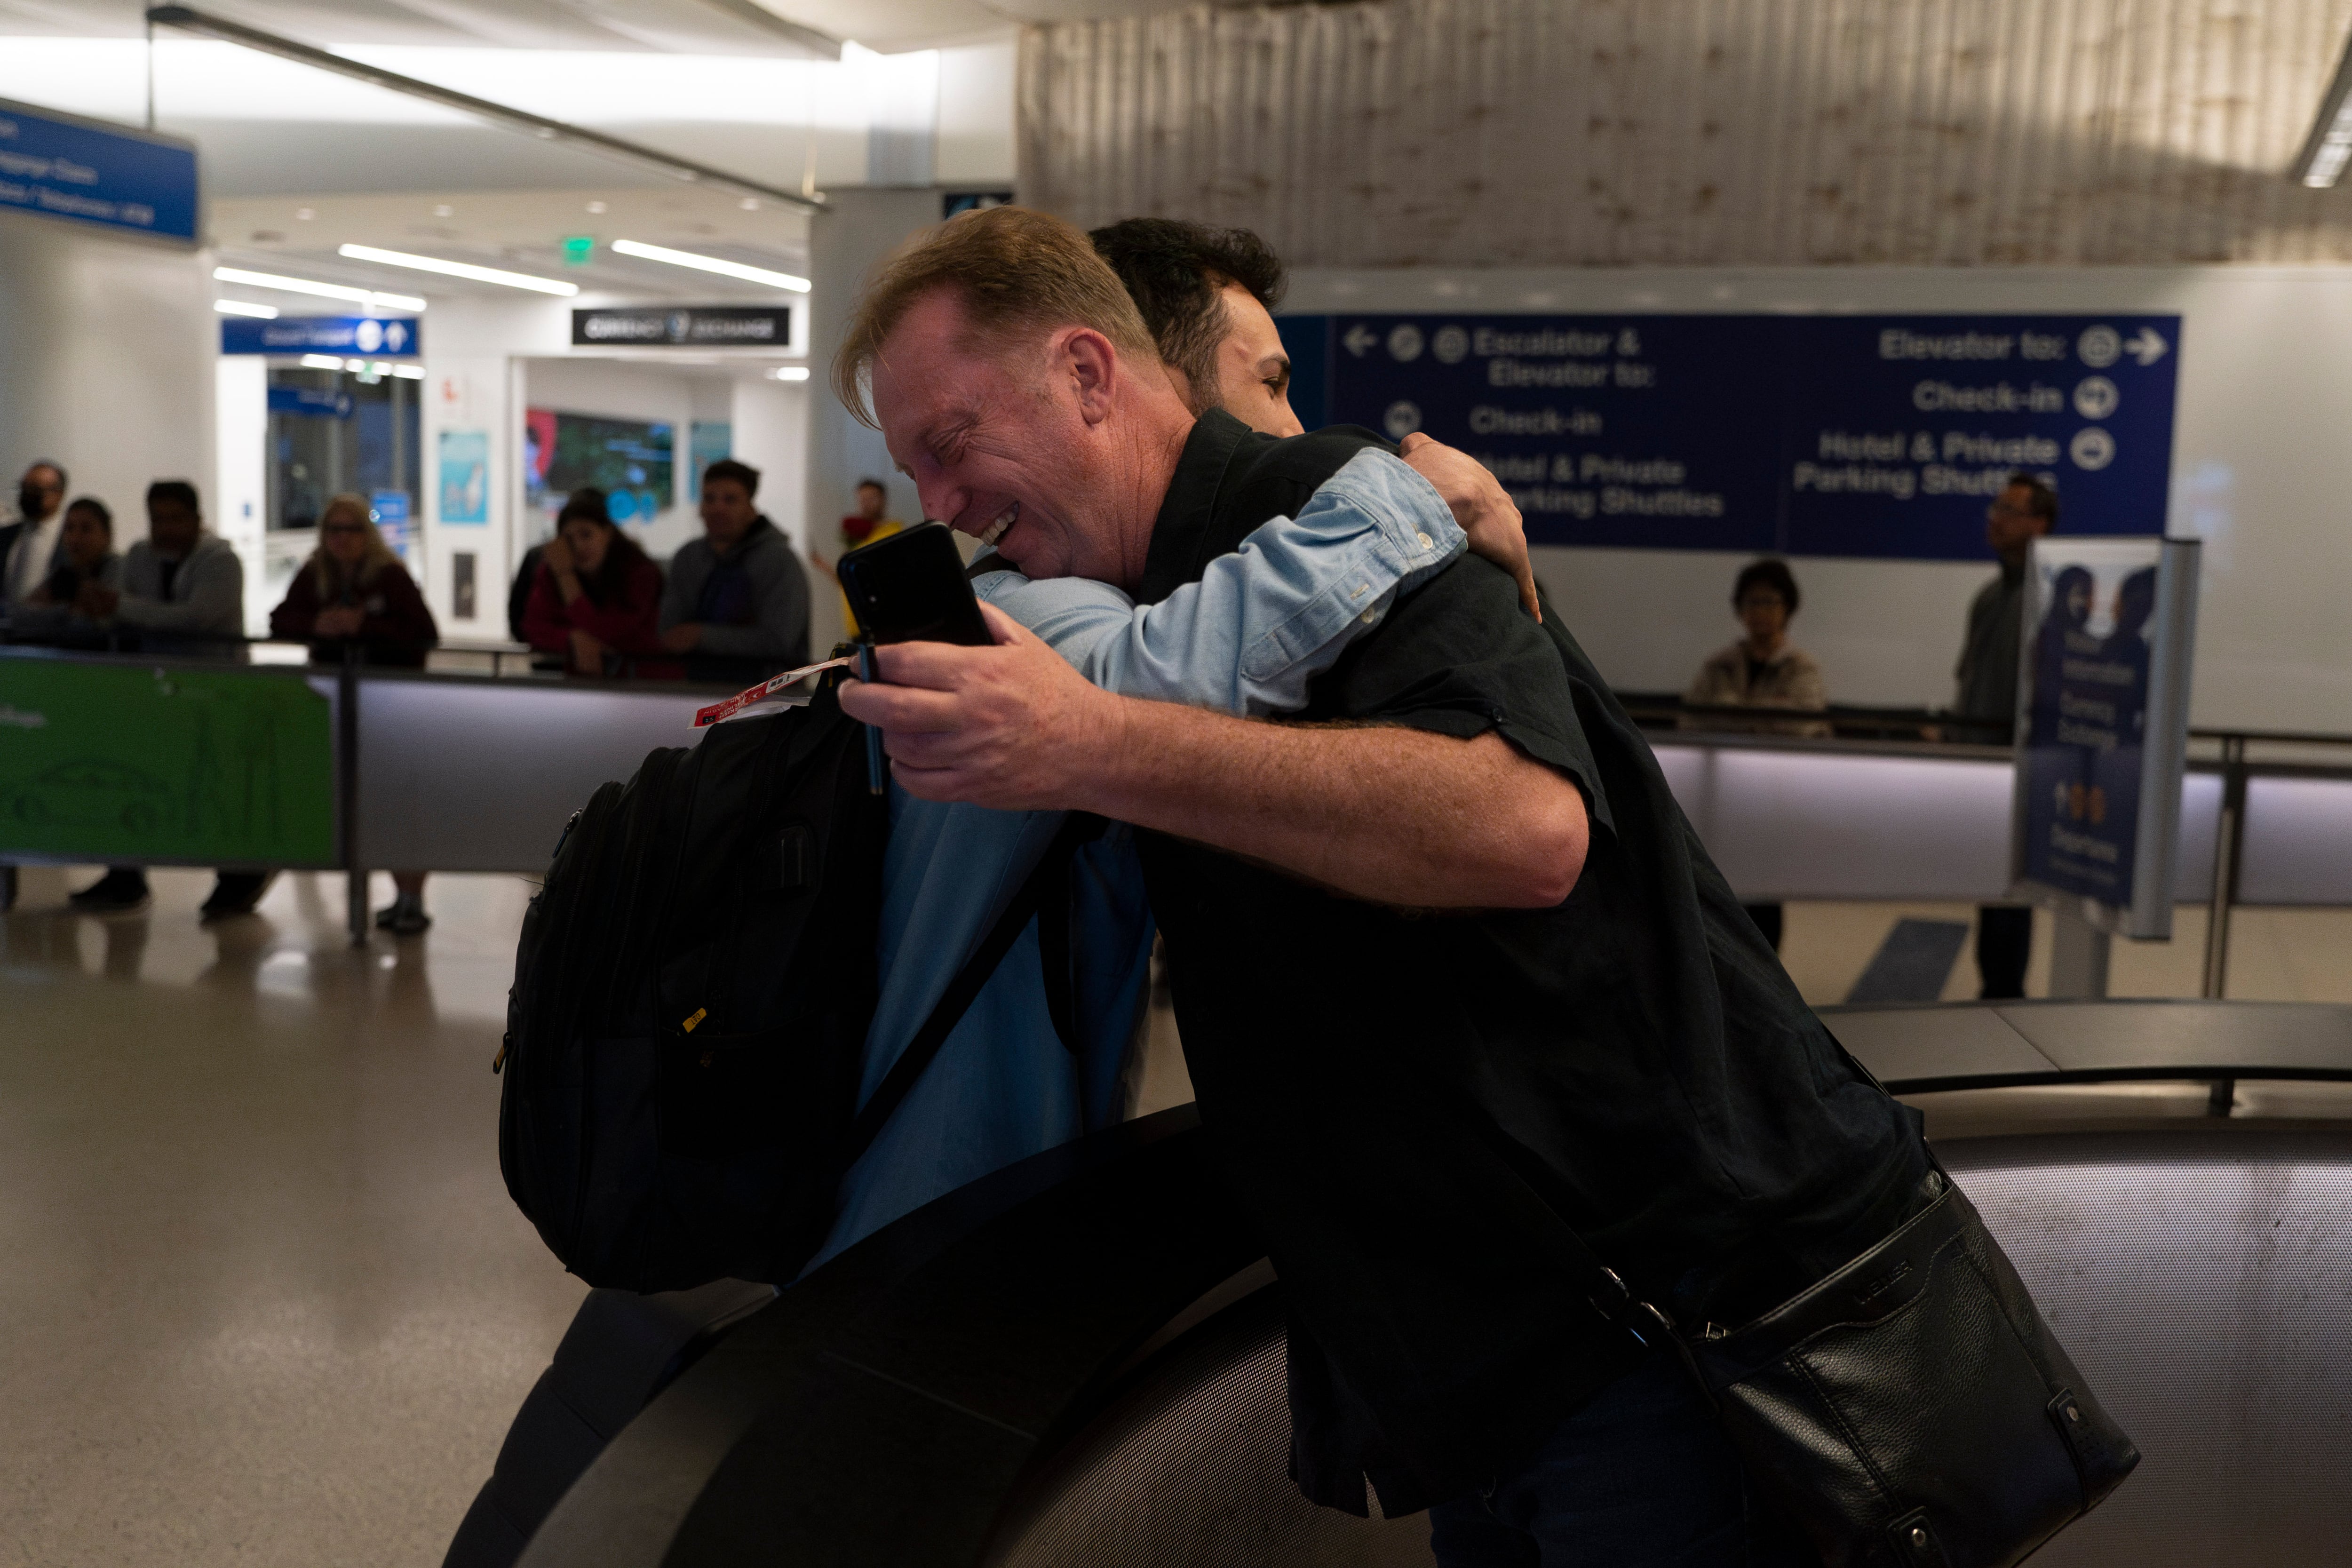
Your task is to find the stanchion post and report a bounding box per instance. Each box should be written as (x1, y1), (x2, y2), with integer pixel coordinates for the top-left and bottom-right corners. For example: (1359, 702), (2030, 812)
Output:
(338, 644), (366, 947)
(2201, 735), (2247, 999)
(2048, 908), (2111, 999)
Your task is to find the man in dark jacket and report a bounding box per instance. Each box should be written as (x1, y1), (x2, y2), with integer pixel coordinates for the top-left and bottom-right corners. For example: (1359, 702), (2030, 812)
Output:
(658, 458), (810, 684)
(1954, 472), (2058, 998)
(1, 459), (69, 612)
(835, 206), (1922, 1565)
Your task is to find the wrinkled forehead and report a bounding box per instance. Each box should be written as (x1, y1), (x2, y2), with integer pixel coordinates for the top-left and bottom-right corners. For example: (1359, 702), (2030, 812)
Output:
(872, 291), (1044, 437)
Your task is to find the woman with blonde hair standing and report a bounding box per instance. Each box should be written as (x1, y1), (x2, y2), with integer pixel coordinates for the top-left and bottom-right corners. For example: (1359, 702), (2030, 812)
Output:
(269, 493), (440, 934)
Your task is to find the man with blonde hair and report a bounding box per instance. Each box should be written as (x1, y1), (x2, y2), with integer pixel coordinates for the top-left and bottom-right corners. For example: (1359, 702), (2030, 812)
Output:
(838, 207), (1924, 1564)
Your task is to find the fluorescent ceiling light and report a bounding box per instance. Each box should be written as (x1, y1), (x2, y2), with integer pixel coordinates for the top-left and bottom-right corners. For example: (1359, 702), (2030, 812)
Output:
(338, 243), (578, 296)
(2295, 29), (2352, 186)
(767, 366), (810, 381)
(298, 353), (345, 369)
(143, 7), (827, 212)
(612, 239), (810, 293)
(213, 265), (426, 311)
(215, 299), (278, 318)
(391, 365), (424, 380)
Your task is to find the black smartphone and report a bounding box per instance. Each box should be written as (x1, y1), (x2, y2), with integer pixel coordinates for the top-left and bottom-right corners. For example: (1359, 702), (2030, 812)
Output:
(837, 520), (993, 646)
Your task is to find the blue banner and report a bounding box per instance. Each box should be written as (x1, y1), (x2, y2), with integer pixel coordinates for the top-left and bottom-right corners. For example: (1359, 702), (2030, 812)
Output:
(1281, 312), (2181, 561)
(267, 386), (354, 420)
(0, 97), (197, 243)
(222, 316), (421, 357)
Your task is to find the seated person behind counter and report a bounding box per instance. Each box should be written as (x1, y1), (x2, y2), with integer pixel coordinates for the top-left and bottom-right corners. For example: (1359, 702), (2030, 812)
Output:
(657, 458), (810, 685)
(269, 492), (440, 937)
(521, 488), (675, 679)
(8, 496), (120, 645)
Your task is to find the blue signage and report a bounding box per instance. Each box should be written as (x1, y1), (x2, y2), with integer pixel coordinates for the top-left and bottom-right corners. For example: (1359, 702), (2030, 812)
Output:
(222, 316), (421, 357)
(1281, 313), (2181, 561)
(267, 386), (354, 420)
(2010, 536), (2199, 938)
(0, 96), (198, 244)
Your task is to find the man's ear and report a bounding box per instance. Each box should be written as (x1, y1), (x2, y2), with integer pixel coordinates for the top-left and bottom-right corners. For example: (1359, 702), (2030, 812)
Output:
(1061, 327), (1120, 426)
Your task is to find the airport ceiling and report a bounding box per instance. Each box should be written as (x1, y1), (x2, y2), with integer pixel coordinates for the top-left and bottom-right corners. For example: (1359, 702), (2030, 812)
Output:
(0, 0), (1180, 54)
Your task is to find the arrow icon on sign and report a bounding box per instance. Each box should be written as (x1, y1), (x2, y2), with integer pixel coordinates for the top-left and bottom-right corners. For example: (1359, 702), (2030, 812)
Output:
(1343, 324), (1377, 358)
(2124, 327), (2168, 366)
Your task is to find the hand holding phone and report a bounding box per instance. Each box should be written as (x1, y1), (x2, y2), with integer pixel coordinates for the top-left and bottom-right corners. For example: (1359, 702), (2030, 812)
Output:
(837, 521), (992, 647)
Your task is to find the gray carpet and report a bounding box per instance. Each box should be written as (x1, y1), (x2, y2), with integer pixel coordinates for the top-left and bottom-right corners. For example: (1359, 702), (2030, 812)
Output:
(1844, 917), (1971, 1004)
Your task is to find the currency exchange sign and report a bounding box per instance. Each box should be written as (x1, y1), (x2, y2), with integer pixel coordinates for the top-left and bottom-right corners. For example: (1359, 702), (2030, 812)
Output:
(1280, 313), (2182, 561)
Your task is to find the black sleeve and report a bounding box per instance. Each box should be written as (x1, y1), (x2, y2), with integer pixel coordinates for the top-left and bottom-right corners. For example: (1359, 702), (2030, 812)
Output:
(1305, 554), (1613, 831)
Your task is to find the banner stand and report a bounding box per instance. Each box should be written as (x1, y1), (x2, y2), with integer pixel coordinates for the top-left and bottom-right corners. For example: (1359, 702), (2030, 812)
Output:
(2009, 536), (2201, 970)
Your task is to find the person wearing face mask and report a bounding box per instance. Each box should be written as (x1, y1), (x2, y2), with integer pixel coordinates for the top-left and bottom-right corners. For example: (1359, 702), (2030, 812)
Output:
(522, 488), (674, 678)
(657, 458), (810, 686)
(1, 460), (70, 614)
(268, 493), (440, 933)
(9, 497), (121, 646)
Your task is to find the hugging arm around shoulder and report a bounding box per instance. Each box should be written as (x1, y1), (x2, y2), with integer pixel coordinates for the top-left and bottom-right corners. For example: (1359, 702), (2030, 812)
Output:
(979, 448), (1468, 716)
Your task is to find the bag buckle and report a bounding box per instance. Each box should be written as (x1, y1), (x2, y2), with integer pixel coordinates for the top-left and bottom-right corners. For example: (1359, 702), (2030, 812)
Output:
(1586, 1267), (1677, 1348)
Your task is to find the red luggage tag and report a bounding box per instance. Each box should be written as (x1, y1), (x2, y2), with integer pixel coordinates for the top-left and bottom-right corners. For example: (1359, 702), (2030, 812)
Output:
(691, 655), (858, 728)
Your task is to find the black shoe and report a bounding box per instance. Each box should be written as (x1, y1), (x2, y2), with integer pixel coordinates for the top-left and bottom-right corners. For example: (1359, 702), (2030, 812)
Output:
(68, 869), (151, 913)
(201, 870), (277, 922)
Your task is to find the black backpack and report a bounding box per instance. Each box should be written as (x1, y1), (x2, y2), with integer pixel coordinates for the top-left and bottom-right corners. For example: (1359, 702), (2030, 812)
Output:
(497, 669), (1094, 1293)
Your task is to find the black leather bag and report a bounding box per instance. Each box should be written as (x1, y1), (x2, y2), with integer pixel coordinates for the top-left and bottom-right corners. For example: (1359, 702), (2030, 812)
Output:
(1588, 1167), (2139, 1568)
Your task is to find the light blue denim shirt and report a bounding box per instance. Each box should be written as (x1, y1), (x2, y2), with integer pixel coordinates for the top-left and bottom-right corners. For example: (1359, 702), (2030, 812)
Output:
(807, 450), (1462, 1272)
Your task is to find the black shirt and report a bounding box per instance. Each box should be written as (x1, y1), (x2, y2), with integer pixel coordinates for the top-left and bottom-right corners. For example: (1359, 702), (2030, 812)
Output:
(1135, 410), (1927, 1516)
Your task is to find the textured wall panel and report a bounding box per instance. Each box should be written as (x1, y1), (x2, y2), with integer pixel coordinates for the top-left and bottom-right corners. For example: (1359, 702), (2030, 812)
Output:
(1019, 0), (2352, 266)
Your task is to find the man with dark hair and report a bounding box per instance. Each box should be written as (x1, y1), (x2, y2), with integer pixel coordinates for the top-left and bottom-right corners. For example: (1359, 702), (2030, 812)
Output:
(69, 480), (257, 916)
(2, 459), (70, 609)
(659, 457), (811, 682)
(836, 203), (1925, 1563)
(1090, 217), (1300, 436)
(808, 477), (906, 638)
(1955, 470), (2060, 997)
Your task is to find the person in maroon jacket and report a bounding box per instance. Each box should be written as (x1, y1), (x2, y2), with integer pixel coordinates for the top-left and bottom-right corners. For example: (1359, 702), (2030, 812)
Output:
(269, 492), (441, 934)
(520, 489), (675, 678)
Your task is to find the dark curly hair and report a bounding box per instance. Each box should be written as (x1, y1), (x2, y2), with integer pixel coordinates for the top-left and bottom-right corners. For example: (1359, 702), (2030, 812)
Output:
(1089, 218), (1287, 416)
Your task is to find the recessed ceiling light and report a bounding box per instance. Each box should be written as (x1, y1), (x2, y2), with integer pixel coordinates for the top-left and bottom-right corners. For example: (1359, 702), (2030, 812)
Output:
(295, 207), (315, 220)
(767, 366), (810, 381)
(739, 198), (759, 210)
(433, 204), (454, 217)
(586, 200), (608, 214)
(337, 243), (579, 296)
(611, 239), (809, 292)
(212, 266), (426, 312)
(215, 300), (278, 318)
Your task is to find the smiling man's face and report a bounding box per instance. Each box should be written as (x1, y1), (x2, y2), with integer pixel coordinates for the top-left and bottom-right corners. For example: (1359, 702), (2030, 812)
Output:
(870, 287), (1130, 585)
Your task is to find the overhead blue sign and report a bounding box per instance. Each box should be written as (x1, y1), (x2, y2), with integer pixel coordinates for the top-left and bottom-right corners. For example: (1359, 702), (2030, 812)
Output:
(1280, 313), (2181, 561)
(221, 316), (421, 357)
(0, 96), (198, 244)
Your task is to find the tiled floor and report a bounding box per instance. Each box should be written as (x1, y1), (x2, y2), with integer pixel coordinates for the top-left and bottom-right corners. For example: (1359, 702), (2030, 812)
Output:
(1777, 899), (2352, 1008)
(3, 864), (2346, 1565)
(0, 866), (584, 1568)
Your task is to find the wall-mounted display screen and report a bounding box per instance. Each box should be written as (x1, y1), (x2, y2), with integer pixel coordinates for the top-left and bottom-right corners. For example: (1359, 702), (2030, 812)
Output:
(523, 407), (674, 528)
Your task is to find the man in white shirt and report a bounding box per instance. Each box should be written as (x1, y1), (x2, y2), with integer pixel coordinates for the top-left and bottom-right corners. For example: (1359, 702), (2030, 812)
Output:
(1, 460), (69, 609)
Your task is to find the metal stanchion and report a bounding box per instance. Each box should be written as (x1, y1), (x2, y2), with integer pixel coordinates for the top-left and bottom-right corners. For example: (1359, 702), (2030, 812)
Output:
(2201, 735), (2247, 999)
(338, 643), (367, 946)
